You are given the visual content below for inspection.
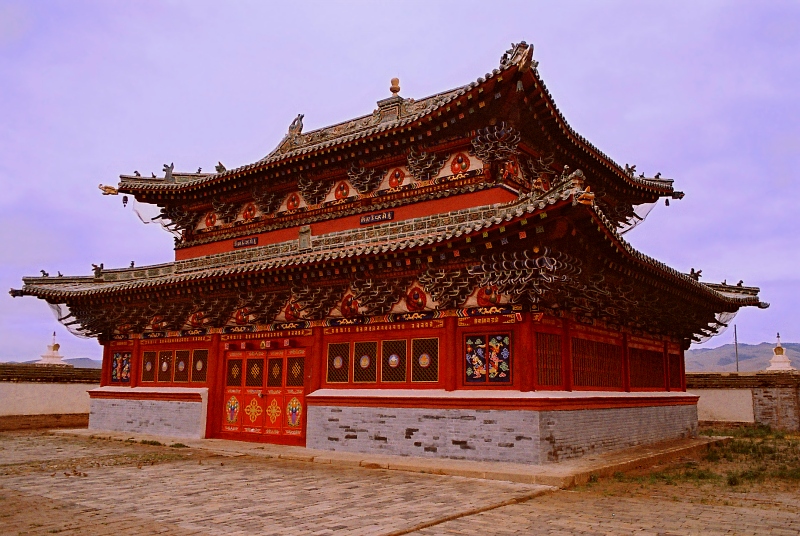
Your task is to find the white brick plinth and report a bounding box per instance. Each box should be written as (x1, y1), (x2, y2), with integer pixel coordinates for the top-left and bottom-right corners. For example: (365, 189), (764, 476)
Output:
(88, 387), (208, 439)
(307, 390), (698, 464)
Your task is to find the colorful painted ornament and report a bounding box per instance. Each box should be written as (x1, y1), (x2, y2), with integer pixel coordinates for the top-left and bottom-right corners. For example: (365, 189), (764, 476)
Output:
(406, 286), (427, 311)
(286, 193), (301, 210)
(359, 355), (371, 369)
(389, 168), (405, 188)
(205, 212), (217, 228)
(418, 353), (431, 368)
(234, 307), (249, 325)
(242, 203), (257, 221)
(477, 285), (501, 307)
(450, 153), (470, 174)
(225, 396), (240, 423)
(287, 397), (302, 427)
(388, 354), (400, 368)
(333, 355), (344, 369)
(335, 181), (350, 200)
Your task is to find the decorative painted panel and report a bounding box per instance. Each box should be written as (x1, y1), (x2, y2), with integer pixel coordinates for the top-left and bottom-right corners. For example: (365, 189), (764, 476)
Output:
(111, 352), (131, 383)
(465, 334), (511, 383)
(286, 357), (304, 387)
(157, 351), (173, 382)
(226, 359), (243, 387)
(246, 358), (264, 387)
(266, 358), (283, 387)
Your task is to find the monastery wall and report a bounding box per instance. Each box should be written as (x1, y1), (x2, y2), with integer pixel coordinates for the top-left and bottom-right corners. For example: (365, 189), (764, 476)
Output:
(687, 372), (800, 431)
(0, 364), (99, 431)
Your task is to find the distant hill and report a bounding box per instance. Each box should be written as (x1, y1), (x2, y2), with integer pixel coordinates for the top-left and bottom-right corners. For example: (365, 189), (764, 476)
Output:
(686, 342), (800, 372)
(3, 358), (101, 369)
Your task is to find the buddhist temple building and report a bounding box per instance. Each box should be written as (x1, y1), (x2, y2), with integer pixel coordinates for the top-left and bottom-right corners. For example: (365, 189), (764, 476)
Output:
(11, 42), (768, 463)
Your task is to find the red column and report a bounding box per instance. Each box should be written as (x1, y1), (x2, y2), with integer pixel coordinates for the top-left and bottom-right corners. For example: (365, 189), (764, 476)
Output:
(680, 346), (686, 392)
(518, 313), (534, 392)
(204, 333), (223, 439)
(561, 317), (572, 391)
(130, 337), (141, 388)
(663, 340), (671, 392)
(309, 326), (324, 393)
(622, 333), (631, 392)
(100, 343), (111, 386)
(443, 316), (458, 391)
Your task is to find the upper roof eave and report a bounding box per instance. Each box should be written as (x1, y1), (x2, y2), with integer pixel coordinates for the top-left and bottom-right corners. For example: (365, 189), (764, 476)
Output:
(116, 42), (674, 200)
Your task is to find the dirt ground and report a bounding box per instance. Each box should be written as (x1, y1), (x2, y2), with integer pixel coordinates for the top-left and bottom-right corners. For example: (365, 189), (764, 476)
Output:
(1, 426), (798, 535)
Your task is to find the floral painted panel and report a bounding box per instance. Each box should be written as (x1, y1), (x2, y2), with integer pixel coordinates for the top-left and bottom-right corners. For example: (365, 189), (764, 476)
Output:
(465, 336), (486, 382)
(111, 352), (131, 382)
(487, 334), (511, 382)
(465, 334), (510, 383)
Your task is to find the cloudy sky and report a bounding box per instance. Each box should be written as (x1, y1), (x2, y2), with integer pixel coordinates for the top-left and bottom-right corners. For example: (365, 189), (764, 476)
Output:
(1, 0), (797, 361)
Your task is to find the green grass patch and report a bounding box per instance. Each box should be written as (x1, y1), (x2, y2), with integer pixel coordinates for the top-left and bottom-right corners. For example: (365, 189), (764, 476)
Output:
(169, 443), (188, 449)
(139, 440), (163, 446)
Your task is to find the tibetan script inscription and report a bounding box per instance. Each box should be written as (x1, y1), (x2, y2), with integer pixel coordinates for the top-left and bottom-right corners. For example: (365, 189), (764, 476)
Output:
(360, 211), (394, 225)
(234, 237), (258, 248)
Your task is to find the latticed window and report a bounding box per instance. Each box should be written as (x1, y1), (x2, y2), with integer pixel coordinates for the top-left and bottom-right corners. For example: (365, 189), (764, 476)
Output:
(629, 347), (665, 389)
(141, 351), (156, 382)
(173, 350), (191, 382)
(536, 332), (562, 386)
(286, 357), (304, 387)
(226, 359), (243, 387)
(266, 358), (283, 387)
(669, 353), (682, 389)
(465, 334), (511, 384)
(571, 338), (622, 388)
(327, 342), (350, 383)
(157, 351), (173, 382)
(191, 350), (208, 383)
(411, 338), (439, 382)
(246, 358), (265, 387)
(354, 341), (378, 383)
(381, 340), (407, 382)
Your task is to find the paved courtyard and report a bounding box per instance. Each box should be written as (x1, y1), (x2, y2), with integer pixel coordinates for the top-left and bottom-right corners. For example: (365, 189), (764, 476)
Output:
(1, 431), (798, 535)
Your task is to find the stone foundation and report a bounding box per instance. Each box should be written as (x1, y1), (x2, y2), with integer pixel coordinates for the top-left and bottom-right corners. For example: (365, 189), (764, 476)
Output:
(88, 387), (208, 439)
(307, 392), (697, 464)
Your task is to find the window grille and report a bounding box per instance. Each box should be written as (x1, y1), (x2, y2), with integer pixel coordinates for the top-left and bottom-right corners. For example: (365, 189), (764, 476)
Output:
(191, 349), (208, 383)
(286, 357), (305, 387)
(157, 351), (173, 383)
(381, 340), (407, 382)
(173, 350), (191, 382)
(246, 358), (265, 387)
(536, 332), (562, 386)
(327, 342), (350, 383)
(571, 338), (622, 388)
(141, 351), (156, 382)
(354, 341), (378, 383)
(411, 338), (439, 382)
(669, 353), (682, 389)
(629, 347), (665, 388)
(226, 358), (243, 387)
(266, 358), (283, 387)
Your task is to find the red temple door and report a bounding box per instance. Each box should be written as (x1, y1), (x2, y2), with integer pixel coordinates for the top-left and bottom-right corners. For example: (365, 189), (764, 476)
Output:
(221, 349), (306, 444)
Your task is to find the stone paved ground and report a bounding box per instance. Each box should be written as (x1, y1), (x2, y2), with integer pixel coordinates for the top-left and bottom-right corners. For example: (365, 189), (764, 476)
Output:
(1, 431), (798, 535)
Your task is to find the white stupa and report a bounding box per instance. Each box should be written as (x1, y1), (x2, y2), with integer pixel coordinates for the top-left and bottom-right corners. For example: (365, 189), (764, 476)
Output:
(765, 333), (795, 371)
(36, 332), (72, 367)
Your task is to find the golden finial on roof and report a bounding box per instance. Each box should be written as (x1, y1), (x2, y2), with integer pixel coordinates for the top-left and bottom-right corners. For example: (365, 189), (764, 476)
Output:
(390, 78), (400, 96)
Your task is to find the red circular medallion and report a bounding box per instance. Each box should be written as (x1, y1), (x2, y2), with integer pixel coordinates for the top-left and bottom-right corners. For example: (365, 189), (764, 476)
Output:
(406, 286), (427, 312)
(389, 168), (405, 188)
(335, 181), (350, 200)
(242, 203), (256, 221)
(205, 212), (217, 228)
(286, 193), (300, 210)
(450, 153), (471, 175)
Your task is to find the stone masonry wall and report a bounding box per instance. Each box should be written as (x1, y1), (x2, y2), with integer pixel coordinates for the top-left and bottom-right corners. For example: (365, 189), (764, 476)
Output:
(753, 388), (800, 431)
(89, 398), (206, 439)
(687, 372), (800, 431)
(307, 406), (541, 464)
(538, 405), (698, 463)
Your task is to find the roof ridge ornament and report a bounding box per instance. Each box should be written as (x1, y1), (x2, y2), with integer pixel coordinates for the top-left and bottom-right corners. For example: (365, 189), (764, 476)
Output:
(500, 42), (537, 72)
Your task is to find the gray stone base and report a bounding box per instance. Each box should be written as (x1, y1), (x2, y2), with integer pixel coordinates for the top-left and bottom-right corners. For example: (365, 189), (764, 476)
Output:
(307, 403), (697, 464)
(89, 397), (207, 439)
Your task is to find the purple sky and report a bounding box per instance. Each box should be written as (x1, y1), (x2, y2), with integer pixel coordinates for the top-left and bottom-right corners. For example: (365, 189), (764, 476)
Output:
(1, 1), (798, 361)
